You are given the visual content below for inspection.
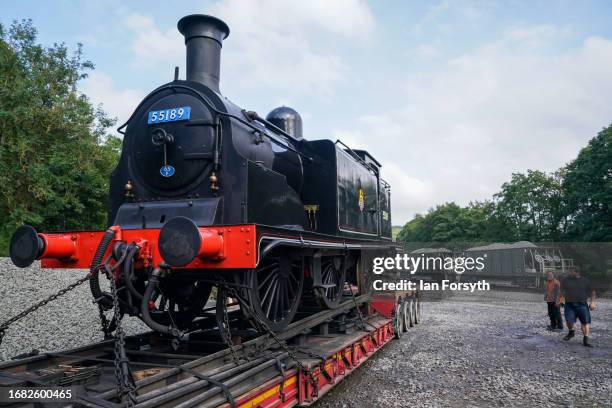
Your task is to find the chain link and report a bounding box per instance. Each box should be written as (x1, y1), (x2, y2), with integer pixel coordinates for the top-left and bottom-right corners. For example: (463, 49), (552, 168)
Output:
(223, 284), (319, 394)
(97, 304), (112, 340)
(0, 250), (365, 405)
(347, 282), (377, 331)
(219, 286), (241, 364)
(0, 246), (136, 408)
(101, 257), (136, 408)
(222, 277), (370, 400)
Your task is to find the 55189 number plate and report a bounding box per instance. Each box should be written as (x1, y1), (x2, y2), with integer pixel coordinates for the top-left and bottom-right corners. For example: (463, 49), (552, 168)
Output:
(147, 106), (191, 124)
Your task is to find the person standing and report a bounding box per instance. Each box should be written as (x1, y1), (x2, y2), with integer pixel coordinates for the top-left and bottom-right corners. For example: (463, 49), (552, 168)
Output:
(544, 272), (563, 331)
(560, 267), (596, 347)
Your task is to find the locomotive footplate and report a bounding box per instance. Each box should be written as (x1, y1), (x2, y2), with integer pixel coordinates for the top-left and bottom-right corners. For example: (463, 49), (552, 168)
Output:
(0, 294), (396, 408)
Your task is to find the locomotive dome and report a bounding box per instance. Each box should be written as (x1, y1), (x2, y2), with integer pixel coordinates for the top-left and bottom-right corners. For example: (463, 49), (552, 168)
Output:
(266, 106), (304, 140)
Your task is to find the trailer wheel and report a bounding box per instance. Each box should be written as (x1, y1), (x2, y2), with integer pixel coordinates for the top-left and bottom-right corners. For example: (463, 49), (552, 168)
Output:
(406, 298), (415, 328)
(414, 298), (421, 324)
(394, 303), (404, 339)
(402, 299), (410, 330)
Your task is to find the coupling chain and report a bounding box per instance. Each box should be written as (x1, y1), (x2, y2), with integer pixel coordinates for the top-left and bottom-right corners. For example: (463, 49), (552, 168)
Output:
(223, 285), (320, 396)
(94, 251), (129, 339)
(219, 285), (241, 364)
(97, 304), (112, 340)
(0, 272), (92, 346)
(347, 283), (376, 331)
(104, 257), (137, 408)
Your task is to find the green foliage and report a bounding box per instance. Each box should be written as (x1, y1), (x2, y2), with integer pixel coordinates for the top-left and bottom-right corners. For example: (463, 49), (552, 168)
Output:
(494, 170), (565, 241)
(391, 225), (403, 241)
(397, 124), (612, 244)
(563, 126), (612, 241)
(0, 20), (120, 254)
(397, 201), (514, 244)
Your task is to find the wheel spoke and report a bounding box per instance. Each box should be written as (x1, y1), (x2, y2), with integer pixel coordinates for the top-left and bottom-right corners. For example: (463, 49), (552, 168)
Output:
(271, 285), (279, 321)
(258, 267), (279, 290)
(246, 251), (304, 330)
(315, 257), (346, 307)
(257, 262), (278, 273)
(261, 275), (278, 309)
(287, 277), (296, 297)
(278, 281), (286, 317)
(289, 272), (299, 285)
(265, 279), (278, 318)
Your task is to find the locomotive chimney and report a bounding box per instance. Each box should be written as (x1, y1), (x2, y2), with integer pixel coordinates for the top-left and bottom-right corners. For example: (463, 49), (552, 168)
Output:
(177, 14), (230, 93)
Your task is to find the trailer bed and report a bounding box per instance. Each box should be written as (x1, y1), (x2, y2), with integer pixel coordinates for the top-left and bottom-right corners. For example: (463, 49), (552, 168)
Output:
(0, 295), (395, 407)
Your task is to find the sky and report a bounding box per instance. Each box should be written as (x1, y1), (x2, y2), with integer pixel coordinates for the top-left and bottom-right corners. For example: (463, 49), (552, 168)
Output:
(2, 0), (612, 225)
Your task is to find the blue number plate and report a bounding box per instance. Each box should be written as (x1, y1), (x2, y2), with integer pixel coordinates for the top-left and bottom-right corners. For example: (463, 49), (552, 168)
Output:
(148, 106), (191, 124)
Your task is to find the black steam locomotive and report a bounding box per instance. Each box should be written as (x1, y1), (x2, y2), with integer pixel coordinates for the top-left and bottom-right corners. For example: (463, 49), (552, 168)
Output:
(9, 14), (395, 336)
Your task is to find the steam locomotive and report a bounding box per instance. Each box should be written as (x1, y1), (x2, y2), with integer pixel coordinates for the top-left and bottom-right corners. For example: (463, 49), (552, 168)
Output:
(9, 14), (395, 336)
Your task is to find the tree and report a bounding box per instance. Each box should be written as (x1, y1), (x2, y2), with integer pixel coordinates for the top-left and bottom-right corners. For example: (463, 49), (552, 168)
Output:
(563, 125), (612, 241)
(494, 170), (565, 241)
(0, 20), (121, 254)
(396, 201), (511, 244)
(396, 213), (426, 243)
(397, 127), (611, 245)
(461, 201), (515, 242)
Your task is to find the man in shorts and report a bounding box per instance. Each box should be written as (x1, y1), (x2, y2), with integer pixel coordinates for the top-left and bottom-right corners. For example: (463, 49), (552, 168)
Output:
(560, 266), (596, 347)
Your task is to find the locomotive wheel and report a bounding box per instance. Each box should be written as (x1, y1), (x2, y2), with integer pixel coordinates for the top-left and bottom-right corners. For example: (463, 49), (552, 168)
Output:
(315, 256), (346, 309)
(216, 286), (232, 344)
(150, 279), (213, 330)
(245, 249), (304, 332)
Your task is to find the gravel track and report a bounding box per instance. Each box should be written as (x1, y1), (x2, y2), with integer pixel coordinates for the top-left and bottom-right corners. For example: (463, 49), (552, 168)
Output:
(0, 258), (147, 361)
(1, 260), (610, 407)
(316, 290), (612, 407)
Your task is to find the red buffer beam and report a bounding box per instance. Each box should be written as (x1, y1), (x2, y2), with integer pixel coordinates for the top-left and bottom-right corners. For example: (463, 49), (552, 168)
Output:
(9, 224), (257, 270)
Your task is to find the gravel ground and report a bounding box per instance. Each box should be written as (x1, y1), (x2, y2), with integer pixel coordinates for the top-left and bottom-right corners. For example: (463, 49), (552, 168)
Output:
(1, 259), (610, 407)
(0, 258), (148, 361)
(317, 290), (612, 407)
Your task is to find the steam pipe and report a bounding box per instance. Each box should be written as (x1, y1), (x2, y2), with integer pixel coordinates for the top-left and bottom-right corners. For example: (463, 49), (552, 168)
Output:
(140, 271), (181, 337)
(124, 244), (143, 300)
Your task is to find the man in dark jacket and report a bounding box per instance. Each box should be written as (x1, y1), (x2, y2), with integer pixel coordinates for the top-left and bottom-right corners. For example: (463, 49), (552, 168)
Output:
(560, 266), (596, 347)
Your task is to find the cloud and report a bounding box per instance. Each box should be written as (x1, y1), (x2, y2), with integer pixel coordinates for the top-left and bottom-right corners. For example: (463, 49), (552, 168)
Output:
(414, 43), (442, 59)
(334, 26), (612, 225)
(331, 129), (435, 221)
(120, 0), (376, 99)
(211, 0), (376, 98)
(123, 13), (183, 64)
(80, 72), (145, 128)
(411, 0), (487, 36)
(381, 163), (434, 224)
(210, 0), (375, 40)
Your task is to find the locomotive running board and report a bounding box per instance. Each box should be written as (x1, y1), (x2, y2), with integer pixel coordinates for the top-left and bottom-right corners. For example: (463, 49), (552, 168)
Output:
(0, 293), (396, 407)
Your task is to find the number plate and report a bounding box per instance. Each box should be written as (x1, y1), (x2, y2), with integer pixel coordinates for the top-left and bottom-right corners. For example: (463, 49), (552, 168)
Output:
(148, 106), (191, 124)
